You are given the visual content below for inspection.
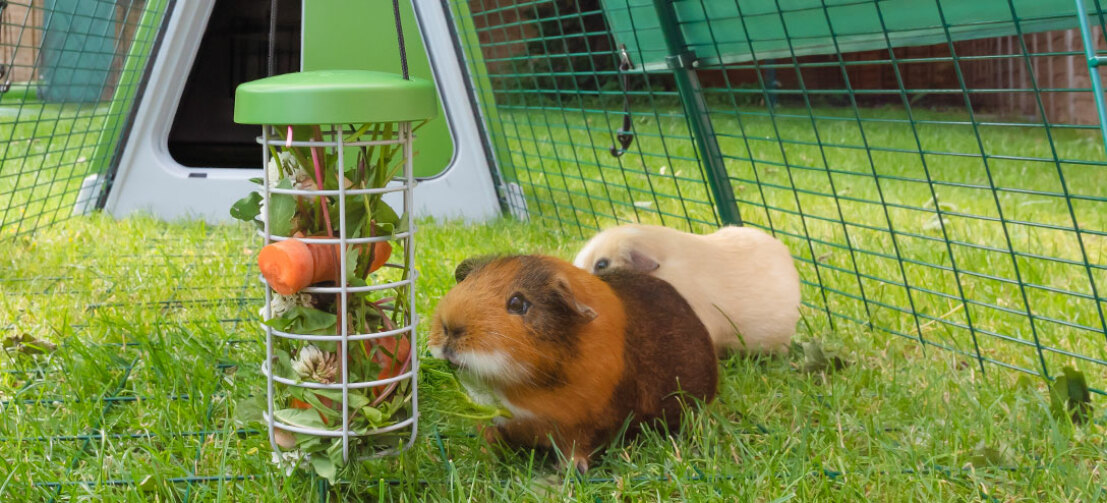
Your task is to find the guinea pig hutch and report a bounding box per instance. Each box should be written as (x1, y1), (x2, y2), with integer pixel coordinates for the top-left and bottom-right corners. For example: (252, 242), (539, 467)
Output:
(2, 0), (1106, 500)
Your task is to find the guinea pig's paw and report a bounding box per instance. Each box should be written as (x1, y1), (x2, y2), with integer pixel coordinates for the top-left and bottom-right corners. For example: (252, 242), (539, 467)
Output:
(559, 453), (590, 476)
(478, 423), (501, 445)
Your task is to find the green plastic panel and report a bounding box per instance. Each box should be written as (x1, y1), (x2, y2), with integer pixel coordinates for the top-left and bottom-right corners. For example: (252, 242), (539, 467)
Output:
(603, 0), (1092, 71)
(1, 0), (170, 237)
(302, 0), (454, 178)
(233, 70), (437, 125)
(39, 0), (116, 102)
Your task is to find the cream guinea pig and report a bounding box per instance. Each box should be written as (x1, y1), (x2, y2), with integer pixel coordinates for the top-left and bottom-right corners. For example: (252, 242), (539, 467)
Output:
(428, 254), (717, 473)
(573, 224), (801, 354)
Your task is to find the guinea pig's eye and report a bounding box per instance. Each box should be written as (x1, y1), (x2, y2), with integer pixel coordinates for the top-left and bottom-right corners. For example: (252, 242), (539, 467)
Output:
(594, 258), (610, 272)
(506, 293), (531, 315)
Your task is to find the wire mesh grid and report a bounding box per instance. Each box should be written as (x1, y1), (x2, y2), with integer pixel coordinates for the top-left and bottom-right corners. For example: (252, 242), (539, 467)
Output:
(449, 0), (726, 237)
(3, 222), (1102, 499)
(445, 0), (1107, 393)
(0, 0), (169, 238)
(0, 0), (1104, 498)
(257, 123), (420, 465)
(0, 223), (272, 499)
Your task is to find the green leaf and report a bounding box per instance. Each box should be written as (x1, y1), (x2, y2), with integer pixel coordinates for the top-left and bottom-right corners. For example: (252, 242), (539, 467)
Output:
(395, 211), (410, 235)
(310, 456), (338, 484)
(361, 405), (384, 426)
(375, 222), (395, 237)
(375, 391), (408, 419)
(295, 307), (338, 334)
(3, 333), (57, 355)
(344, 199), (368, 238)
(345, 247), (360, 283)
(268, 179), (297, 237)
(294, 433), (323, 452)
(274, 349), (294, 378)
(1050, 366), (1093, 424)
(229, 192), (262, 222)
(288, 388), (340, 420)
(801, 340), (849, 374)
(372, 199), (400, 229)
(313, 388), (371, 410)
(326, 439), (345, 472)
(263, 306), (337, 335)
(273, 408), (328, 430)
(232, 394), (266, 428)
(248, 177), (264, 185)
(969, 439), (1012, 467)
(137, 475), (158, 492)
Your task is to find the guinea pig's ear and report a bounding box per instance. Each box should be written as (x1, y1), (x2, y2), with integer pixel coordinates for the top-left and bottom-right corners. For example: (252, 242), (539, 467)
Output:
(552, 275), (598, 322)
(454, 255), (495, 283)
(626, 249), (659, 272)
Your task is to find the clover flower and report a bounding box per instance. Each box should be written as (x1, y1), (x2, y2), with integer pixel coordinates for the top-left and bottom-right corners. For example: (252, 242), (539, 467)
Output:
(291, 344), (338, 384)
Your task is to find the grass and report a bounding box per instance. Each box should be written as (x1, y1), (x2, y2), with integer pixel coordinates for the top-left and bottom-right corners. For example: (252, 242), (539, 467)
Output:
(0, 101), (114, 238)
(0, 84), (1104, 500)
(1, 214), (1104, 501)
(490, 99), (1107, 390)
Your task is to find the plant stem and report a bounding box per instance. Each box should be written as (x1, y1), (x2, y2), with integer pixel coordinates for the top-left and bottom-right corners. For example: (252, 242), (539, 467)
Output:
(308, 126), (334, 239)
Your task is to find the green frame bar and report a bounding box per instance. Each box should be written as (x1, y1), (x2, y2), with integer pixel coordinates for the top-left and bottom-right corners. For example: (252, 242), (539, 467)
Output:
(1073, 0), (1107, 155)
(651, 0), (742, 225)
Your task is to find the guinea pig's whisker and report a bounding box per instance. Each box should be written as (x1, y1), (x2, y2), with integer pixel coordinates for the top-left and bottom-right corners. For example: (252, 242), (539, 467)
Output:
(461, 329), (571, 385)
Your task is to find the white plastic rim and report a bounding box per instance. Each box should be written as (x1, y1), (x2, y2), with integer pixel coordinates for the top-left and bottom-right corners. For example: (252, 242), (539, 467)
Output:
(262, 121), (418, 464)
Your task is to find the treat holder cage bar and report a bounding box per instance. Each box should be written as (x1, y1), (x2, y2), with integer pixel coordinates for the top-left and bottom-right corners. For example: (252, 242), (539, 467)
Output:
(259, 124), (418, 462)
(234, 69), (438, 463)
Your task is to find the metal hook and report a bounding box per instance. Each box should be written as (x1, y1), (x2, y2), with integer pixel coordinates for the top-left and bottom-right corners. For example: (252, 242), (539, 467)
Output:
(610, 45), (635, 158)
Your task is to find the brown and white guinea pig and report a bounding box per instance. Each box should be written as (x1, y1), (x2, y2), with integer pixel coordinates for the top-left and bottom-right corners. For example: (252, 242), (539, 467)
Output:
(573, 224), (801, 355)
(428, 254), (716, 473)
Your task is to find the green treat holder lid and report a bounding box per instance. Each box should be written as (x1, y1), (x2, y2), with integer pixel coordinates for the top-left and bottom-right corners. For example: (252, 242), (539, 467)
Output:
(234, 70), (437, 125)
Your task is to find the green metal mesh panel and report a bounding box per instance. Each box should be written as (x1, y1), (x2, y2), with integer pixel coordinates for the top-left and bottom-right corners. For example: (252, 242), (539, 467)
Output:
(0, 223), (277, 499)
(0, 0), (170, 238)
(445, 0), (1107, 392)
(447, 0), (725, 237)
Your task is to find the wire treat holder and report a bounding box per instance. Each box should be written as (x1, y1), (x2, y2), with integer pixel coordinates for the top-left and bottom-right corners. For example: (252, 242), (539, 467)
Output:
(231, 2), (436, 477)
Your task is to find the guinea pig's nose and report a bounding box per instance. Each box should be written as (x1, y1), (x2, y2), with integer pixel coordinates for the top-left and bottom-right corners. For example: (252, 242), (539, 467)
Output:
(442, 346), (459, 369)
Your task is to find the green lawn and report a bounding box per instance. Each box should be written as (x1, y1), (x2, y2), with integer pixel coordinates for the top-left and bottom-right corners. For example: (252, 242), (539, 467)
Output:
(1, 95), (1105, 500)
(0, 214), (1103, 501)
(0, 102), (112, 238)
(493, 101), (1107, 390)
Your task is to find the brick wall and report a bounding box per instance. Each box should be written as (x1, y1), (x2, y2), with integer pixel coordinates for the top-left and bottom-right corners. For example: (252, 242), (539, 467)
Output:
(2, 1), (145, 97)
(2, 1), (43, 83)
(698, 29), (1106, 126)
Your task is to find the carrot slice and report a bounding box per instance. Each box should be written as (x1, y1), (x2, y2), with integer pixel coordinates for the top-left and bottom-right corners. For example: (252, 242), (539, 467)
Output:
(258, 239), (393, 295)
(258, 239), (336, 295)
(369, 241), (393, 273)
(369, 335), (411, 398)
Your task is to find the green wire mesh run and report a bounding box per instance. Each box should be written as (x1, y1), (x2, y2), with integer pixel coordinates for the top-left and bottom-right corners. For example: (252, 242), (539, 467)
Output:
(445, 0), (1107, 392)
(0, 0), (169, 239)
(448, 0), (725, 236)
(0, 223), (267, 500)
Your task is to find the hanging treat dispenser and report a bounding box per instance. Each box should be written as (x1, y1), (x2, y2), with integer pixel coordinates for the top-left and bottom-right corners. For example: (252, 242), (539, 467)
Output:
(234, 69), (436, 465)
